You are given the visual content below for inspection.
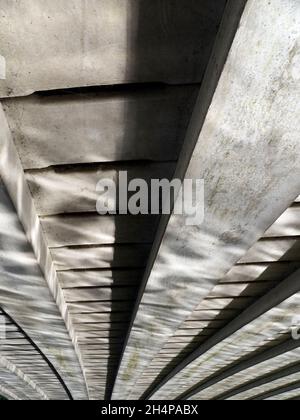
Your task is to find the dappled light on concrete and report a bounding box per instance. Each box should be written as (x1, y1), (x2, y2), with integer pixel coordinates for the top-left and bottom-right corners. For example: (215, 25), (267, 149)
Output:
(0, 0), (299, 401)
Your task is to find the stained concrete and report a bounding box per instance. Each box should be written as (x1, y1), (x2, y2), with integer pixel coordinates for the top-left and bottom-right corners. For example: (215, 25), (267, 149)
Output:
(113, 0), (300, 400)
(0, 0), (299, 401)
(0, 0), (226, 97)
(25, 162), (176, 216)
(0, 181), (88, 399)
(2, 87), (198, 169)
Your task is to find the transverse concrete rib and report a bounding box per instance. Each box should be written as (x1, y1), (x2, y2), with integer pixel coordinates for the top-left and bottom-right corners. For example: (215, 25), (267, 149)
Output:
(0, 126), (88, 399)
(145, 268), (300, 399)
(254, 381), (300, 401)
(186, 342), (300, 400)
(216, 362), (300, 400)
(113, 0), (300, 400)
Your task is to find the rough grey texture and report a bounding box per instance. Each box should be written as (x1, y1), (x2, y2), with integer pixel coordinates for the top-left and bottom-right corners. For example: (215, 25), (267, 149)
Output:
(0, 181), (88, 400)
(113, 0), (300, 400)
(0, 0), (226, 97)
(0, 0), (299, 401)
(2, 87), (198, 169)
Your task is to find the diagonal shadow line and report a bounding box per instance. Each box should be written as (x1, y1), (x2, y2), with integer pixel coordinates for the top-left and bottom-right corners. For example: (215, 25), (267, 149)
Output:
(108, 0), (240, 401)
(179, 337), (300, 400)
(215, 361), (300, 400)
(252, 379), (300, 401)
(141, 240), (300, 399)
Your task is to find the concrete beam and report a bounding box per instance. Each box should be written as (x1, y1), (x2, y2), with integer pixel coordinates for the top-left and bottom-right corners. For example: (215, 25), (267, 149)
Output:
(24, 162), (176, 216)
(152, 279), (300, 399)
(2, 87), (197, 169)
(0, 385), (21, 401)
(113, 0), (300, 399)
(0, 368), (39, 400)
(189, 347), (300, 400)
(0, 354), (48, 400)
(268, 389), (300, 400)
(219, 363), (300, 400)
(0, 0), (226, 97)
(254, 381), (300, 401)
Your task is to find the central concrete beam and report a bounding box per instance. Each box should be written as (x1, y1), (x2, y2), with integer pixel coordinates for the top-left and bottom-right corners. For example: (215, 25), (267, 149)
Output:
(113, 0), (300, 400)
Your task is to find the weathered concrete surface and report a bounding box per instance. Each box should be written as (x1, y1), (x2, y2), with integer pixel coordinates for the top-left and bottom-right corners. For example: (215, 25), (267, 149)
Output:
(153, 285), (300, 399)
(57, 269), (145, 289)
(2, 87), (197, 169)
(0, 106), (93, 398)
(239, 239), (300, 263)
(0, 69), (186, 398)
(113, 0), (300, 400)
(0, 180), (88, 399)
(131, 236), (300, 398)
(0, 32), (201, 398)
(0, 0), (299, 401)
(220, 262), (300, 284)
(0, 364), (42, 400)
(51, 244), (152, 271)
(263, 206), (300, 238)
(0, 384), (22, 401)
(0, 0), (230, 399)
(0, 0), (226, 97)
(265, 387), (300, 401)
(226, 367), (300, 401)
(0, 55), (5, 80)
(41, 214), (159, 247)
(196, 348), (300, 400)
(25, 162), (176, 216)
(0, 353), (48, 400)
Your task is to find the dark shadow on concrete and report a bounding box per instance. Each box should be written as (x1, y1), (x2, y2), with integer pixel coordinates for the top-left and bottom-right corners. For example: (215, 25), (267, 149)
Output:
(105, 0), (227, 400)
(139, 239), (300, 400)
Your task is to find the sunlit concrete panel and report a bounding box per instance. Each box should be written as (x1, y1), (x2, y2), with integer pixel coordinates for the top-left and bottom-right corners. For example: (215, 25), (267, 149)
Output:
(263, 207), (300, 238)
(2, 87), (197, 169)
(0, 365), (41, 400)
(191, 349), (300, 400)
(0, 180), (87, 399)
(58, 269), (144, 289)
(228, 371), (300, 401)
(266, 388), (300, 400)
(0, 0), (226, 97)
(51, 244), (151, 271)
(153, 287), (300, 399)
(41, 214), (158, 247)
(113, 0), (300, 400)
(25, 162), (176, 216)
(127, 205), (300, 399)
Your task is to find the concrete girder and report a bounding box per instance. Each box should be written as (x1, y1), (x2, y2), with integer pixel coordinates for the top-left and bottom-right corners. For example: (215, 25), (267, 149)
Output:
(221, 364), (300, 400)
(256, 382), (300, 401)
(112, 0), (300, 400)
(190, 347), (300, 401)
(153, 275), (300, 399)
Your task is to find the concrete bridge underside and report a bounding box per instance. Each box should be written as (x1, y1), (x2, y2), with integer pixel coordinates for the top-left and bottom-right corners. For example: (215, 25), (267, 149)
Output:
(0, 0), (299, 400)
